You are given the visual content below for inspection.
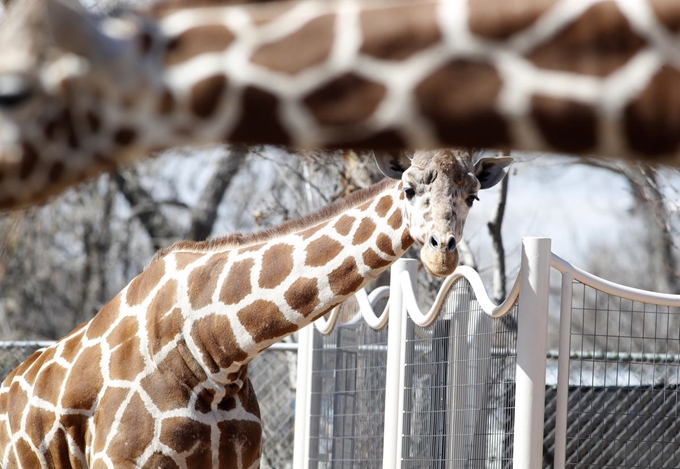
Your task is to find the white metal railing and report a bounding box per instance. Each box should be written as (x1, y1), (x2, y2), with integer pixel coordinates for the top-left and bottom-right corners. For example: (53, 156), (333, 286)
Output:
(294, 237), (680, 469)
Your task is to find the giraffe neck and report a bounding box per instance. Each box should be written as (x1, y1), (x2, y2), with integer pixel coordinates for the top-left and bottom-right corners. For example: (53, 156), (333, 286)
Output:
(138, 178), (412, 386)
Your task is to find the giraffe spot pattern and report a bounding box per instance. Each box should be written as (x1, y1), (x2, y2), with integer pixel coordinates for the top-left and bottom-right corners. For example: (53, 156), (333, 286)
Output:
(144, 453), (181, 469)
(624, 65), (680, 156)
(303, 73), (386, 126)
(191, 74), (228, 118)
(60, 414), (88, 454)
(468, 0), (558, 40)
(238, 300), (297, 343)
(220, 258), (254, 304)
(149, 279), (178, 318)
(49, 161), (65, 183)
(259, 244), (294, 288)
(299, 221), (328, 240)
(650, 0), (680, 32)
(22, 347), (54, 387)
(16, 440), (41, 468)
(188, 253), (229, 308)
(87, 293), (121, 338)
(376, 233), (396, 256)
(360, 2), (441, 60)
(32, 361), (67, 405)
(160, 417), (212, 454)
(388, 209), (403, 230)
(106, 316), (139, 348)
(47, 430), (73, 468)
(531, 95), (597, 152)
(86, 111), (101, 133)
(251, 14), (335, 74)
(401, 228), (414, 251)
(375, 196), (393, 217)
(7, 383), (28, 430)
(526, 2), (646, 77)
(328, 257), (365, 296)
(108, 392), (155, 461)
(416, 59), (509, 148)
(325, 129), (407, 150)
(165, 25), (235, 66)
(60, 325), (87, 363)
(109, 335), (144, 381)
(148, 306), (182, 354)
(305, 235), (343, 267)
(25, 407), (56, 448)
(158, 88), (176, 115)
(94, 387), (131, 452)
(196, 388), (215, 413)
(363, 248), (391, 270)
(174, 251), (204, 270)
(113, 127), (138, 146)
(353, 217), (377, 245)
(334, 215), (355, 236)
(229, 86), (291, 145)
(140, 350), (195, 411)
(61, 346), (103, 411)
(19, 143), (38, 180)
(217, 420), (262, 469)
(191, 315), (248, 373)
(126, 261), (166, 306)
(285, 277), (320, 317)
(249, 2), (297, 26)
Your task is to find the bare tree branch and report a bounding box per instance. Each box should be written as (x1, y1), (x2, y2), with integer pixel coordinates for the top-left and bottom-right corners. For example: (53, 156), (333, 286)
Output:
(114, 168), (180, 251)
(187, 145), (247, 241)
(487, 168), (509, 303)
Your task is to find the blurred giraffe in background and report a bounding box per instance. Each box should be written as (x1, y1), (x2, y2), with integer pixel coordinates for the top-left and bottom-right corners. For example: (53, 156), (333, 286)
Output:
(0, 0), (678, 209)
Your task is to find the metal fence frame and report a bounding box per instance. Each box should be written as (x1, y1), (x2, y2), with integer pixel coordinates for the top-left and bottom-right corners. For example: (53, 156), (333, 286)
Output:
(295, 237), (680, 469)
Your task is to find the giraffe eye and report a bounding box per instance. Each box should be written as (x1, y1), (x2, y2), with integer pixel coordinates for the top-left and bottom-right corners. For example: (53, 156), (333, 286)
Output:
(466, 194), (479, 207)
(0, 75), (34, 109)
(404, 187), (416, 200)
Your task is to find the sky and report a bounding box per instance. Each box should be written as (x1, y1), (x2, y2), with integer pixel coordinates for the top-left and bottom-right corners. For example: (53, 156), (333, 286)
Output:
(464, 154), (646, 282)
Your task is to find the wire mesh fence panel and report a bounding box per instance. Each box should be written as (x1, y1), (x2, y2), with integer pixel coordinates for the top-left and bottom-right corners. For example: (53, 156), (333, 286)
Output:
(554, 280), (680, 469)
(308, 296), (390, 469)
(401, 279), (518, 469)
(249, 346), (298, 469)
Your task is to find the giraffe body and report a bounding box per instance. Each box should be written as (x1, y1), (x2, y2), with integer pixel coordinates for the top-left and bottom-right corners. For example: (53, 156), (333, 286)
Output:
(1, 0), (679, 210)
(0, 150), (511, 468)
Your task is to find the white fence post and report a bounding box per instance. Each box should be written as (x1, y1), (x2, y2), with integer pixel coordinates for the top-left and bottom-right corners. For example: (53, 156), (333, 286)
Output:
(514, 237), (551, 469)
(293, 325), (313, 469)
(383, 258), (418, 469)
(553, 271), (573, 469)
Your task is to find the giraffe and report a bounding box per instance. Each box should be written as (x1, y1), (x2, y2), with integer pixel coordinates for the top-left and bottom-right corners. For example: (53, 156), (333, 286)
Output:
(0, 0), (679, 210)
(0, 149), (511, 468)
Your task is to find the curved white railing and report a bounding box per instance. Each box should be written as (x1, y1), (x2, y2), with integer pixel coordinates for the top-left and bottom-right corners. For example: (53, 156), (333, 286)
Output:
(400, 265), (520, 327)
(314, 286), (391, 334)
(551, 253), (680, 306)
(315, 262), (521, 333)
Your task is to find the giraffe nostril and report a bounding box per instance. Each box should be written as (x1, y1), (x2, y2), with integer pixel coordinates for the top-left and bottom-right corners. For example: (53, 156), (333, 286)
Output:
(429, 234), (439, 250)
(446, 236), (456, 252)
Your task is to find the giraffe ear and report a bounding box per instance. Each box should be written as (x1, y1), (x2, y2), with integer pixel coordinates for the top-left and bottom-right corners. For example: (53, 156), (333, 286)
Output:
(45, 0), (137, 77)
(474, 156), (513, 190)
(374, 151), (412, 180)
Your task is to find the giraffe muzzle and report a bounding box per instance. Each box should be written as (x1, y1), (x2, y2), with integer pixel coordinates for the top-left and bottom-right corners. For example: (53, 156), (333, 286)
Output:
(428, 234), (456, 253)
(420, 243), (459, 278)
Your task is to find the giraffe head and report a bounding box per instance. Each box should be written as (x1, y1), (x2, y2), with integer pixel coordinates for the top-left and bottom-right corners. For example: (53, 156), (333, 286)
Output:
(376, 149), (512, 277)
(0, 0), (147, 207)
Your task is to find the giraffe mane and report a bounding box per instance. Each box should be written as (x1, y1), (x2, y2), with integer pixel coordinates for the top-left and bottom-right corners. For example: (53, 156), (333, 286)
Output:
(153, 177), (397, 261)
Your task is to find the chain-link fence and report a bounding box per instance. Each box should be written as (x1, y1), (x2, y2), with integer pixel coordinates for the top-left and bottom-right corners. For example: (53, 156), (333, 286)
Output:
(0, 340), (297, 469)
